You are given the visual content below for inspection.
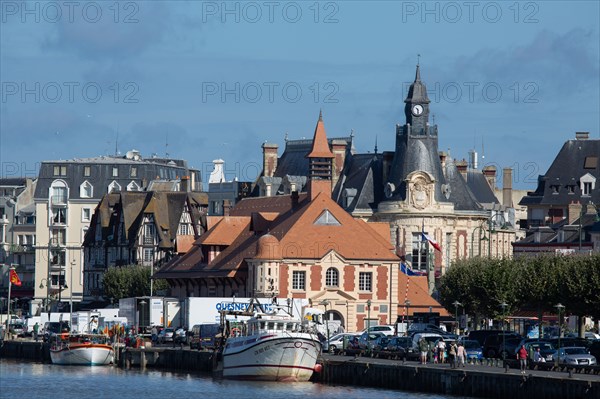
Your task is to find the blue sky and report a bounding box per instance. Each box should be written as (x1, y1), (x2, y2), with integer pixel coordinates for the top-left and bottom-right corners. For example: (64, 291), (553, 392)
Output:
(1, 1), (599, 189)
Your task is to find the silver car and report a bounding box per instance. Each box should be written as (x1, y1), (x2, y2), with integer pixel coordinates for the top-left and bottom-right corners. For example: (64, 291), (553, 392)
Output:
(555, 347), (597, 366)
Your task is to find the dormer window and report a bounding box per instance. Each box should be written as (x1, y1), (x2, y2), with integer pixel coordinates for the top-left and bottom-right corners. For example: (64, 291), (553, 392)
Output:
(580, 173), (596, 196)
(127, 181), (141, 191)
(551, 185), (559, 194)
(108, 181), (121, 193)
(80, 181), (93, 198)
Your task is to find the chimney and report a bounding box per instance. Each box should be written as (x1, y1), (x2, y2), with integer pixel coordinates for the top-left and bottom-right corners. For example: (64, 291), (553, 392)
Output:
(331, 139), (347, 188)
(468, 149), (478, 169)
(223, 199), (232, 217)
(575, 132), (589, 140)
(262, 143), (278, 178)
(456, 160), (468, 180)
(209, 159), (226, 184)
(439, 151), (447, 171)
(502, 168), (513, 208)
(291, 190), (299, 208)
(181, 175), (190, 192)
(568, 201), (582, 225)
(483, 166), (497, 189)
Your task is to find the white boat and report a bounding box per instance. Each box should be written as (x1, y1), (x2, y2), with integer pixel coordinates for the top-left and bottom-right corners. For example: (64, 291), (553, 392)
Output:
(50, 333), (115, 366)
(220, 300), (322, 381)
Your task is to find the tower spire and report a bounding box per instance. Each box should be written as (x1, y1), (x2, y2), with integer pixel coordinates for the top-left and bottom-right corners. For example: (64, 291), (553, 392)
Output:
(374, 135), (378, 154)
(415, 54), (421, 81)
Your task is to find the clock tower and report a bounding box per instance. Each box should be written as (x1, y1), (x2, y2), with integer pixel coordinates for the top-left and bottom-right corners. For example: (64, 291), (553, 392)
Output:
(404, 64), (431, 135)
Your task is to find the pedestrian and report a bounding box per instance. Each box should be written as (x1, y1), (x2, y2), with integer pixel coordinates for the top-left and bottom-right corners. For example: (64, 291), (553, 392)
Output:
(449, 341), (458, 368)
(517, 344), (528, 374)
(151, 326), (158, 343)
(533, 347), (545, 363)
(457, 342), (467, 367)
(436, 338), (446, 364)
(33, 322), (39, 342)
(418, 337), (429, 364)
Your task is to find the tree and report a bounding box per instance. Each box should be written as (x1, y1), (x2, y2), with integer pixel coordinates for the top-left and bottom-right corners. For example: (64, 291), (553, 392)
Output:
(103, 265), (170, 301)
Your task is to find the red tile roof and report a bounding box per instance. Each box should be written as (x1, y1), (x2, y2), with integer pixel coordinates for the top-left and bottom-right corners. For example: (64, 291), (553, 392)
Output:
(306, 112), (334, 159)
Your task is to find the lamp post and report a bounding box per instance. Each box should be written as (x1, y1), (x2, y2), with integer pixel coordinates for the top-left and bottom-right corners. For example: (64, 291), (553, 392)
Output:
(319, 300), (330, 348)
(453, 301), (462, 335)
(404, 300), (411, 335)
(39, 278), (50, 318)
(366, 299), (371, 331)
(500, 301), (508, 367)
(555, 303), (565, 365)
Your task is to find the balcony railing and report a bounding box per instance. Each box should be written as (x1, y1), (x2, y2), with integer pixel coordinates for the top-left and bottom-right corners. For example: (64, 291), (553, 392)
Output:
(51, 194), (67, 204)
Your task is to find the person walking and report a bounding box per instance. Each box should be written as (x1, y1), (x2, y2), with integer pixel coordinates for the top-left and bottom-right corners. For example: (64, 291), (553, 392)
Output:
(449, 341), (458, 368)
(517, 344), (528, 374)
(436, 338), (446, 364)
(418, 337), (429, 364)
(457, 342), (467, 367)
(33, 322), (39, 342)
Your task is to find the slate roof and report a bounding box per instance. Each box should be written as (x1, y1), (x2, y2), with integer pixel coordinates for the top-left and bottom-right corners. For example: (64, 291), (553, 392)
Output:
(465, 170), (499, 205)
(443, 160), (484, 211)
(332, 153), (383, 212)
(0, 178), (27, 187)
(84, 191), (208, 249)
(154, 191), (399, 279)
(519, 138), (600, 207)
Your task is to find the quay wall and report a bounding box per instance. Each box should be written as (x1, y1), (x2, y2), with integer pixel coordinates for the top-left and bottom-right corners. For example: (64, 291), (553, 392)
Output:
(321, 360), (599, 399)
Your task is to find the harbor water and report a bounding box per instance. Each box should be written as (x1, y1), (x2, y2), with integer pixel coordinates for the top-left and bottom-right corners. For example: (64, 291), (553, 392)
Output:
(1, 359), (470, 399)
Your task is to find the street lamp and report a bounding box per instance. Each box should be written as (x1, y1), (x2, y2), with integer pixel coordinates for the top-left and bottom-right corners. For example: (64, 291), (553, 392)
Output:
(366, 299), (371, 331)
(500, 301), (508, 367)
(453, 301), (462, 335)
(404, 300), (411, 334)
(555, 303), (565, 365)
(319, 300), (330, 348)
(470, 223), (488, 257)
(39, 278), (50, 317)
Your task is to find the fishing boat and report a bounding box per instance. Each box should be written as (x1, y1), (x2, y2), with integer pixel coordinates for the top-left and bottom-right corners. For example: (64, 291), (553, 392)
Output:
(49, 333), (115, 366)
(219, 299), (322, 382)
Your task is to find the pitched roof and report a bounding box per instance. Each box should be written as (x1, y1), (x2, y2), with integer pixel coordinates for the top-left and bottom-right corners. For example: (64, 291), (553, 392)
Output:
(398, 273), (450, 316)
(306, 112), (334, 159)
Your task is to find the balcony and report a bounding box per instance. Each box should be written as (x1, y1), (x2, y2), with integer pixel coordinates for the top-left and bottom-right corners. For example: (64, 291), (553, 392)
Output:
(11, 244), (35, 253)
(51, 194), (68, 205)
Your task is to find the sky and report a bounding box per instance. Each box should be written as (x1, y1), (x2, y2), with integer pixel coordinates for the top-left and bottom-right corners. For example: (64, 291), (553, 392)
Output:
(1, 0), (599, 190)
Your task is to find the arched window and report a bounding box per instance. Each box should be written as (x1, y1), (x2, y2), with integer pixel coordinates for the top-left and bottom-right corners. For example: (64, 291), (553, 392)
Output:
(325, 267), (339, 287)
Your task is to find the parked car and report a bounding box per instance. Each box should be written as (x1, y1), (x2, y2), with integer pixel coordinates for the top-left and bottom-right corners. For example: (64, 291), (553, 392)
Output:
(554, 347), (597, 366)
(411, 333), (443, 353)
(516, 340), (556, 362)
(189, 323), (220, 350)
(584, 332), (600, 340)
(386, 336), (417, 360)
(483, 334), (522, 358)
(7, 322), (25, 337)
(158, 327), (175, 343)
(357, 331), (386, 351)
(468, 330), (512, 347)
(548, 337), (591, 350)
(323, 333), (359, 353)
(460, 339), (483, 360)
(588, 340), (600, 361)
(363, 325), (396, 336)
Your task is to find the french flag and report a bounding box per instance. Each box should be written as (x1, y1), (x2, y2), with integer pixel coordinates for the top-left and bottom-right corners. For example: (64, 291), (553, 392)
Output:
(422, 230), (441, 252)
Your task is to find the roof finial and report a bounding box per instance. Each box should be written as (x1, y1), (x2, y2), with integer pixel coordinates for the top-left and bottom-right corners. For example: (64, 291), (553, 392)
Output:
(415, 54), (421, 82)
(350, 129), (354, 138)
(319, 109), (323, 121)
(374, 135), (378, 154)
(432, 113), (436, 125)
(284, 132), (289, 142)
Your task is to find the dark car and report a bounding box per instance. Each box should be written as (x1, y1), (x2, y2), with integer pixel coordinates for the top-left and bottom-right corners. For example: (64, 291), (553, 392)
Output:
(468, 330), (508, 347)
(589, 340), (600, 361)
(547, 337), (591, 350)
(516, 340), (556, 363)
(460, 339), (483, 360)
(483, 334), (523, 358)
(189, 323), (221, 350)
(386, 336), (417, 360)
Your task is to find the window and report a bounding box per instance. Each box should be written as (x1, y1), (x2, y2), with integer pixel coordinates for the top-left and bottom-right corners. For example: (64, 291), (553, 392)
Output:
(51, 184), (67, 204)
(127, 181), (140, 191)
(580, 173), (596, 196)
(51, 208), (66, 225)
(112, 167), (119, 177)
(411, 233), (428, 271)
(84, 166), (91, 177)
(143, 248), (154, 263)
(80, 181), (93, 198)
(51, 229), (66, 246)
(314, 210), (341, 226)
(584, 156), (598, 169)
(53, 165), (66, 176)
(82, 208), (91, 222)
(108, 181), (121, 193)
(180, 224), (189, 235)
(583, 182), (592, 196)
(292, 271), (305, 290)
(359, 272), (372, 291)
(130, 167), (137, 177)
(82, 227), (88, 242)
(51, 249), (66, 266)
(325, 267), (339, 287)
(144, 223), (155, 244)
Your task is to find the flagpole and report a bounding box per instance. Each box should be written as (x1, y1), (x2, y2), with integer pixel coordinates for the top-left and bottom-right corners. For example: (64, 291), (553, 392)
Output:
(5, 265), (15, 341)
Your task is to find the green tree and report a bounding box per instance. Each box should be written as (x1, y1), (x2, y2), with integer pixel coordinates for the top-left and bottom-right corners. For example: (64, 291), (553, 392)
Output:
(103, 265), (170, 301)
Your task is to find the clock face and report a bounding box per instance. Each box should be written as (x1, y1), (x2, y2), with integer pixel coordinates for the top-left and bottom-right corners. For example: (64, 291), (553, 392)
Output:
(412, 104), (424, 116)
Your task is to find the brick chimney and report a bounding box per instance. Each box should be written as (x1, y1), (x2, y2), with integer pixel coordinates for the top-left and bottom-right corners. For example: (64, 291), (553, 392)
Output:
(483, 166), (497, 189)
(181, 175), (190, 192)
(223, 199), (232, 217)
(331, 139), (347, 189)
(568, 201), (582, 225)
(455, 160), (468, 180)
(576, 131), (589, 140)
(502, 168), (513, 207)
(291, 190), (299, 208)
(262, 143), (278, 178)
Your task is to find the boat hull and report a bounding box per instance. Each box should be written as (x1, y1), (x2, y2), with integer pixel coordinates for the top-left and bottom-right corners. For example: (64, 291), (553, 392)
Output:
(222, 334), (321, 382)
(50, 344), (114, 366)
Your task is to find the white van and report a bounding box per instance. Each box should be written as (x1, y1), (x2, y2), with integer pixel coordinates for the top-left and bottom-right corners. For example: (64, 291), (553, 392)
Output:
(411, 332), (443, 351)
